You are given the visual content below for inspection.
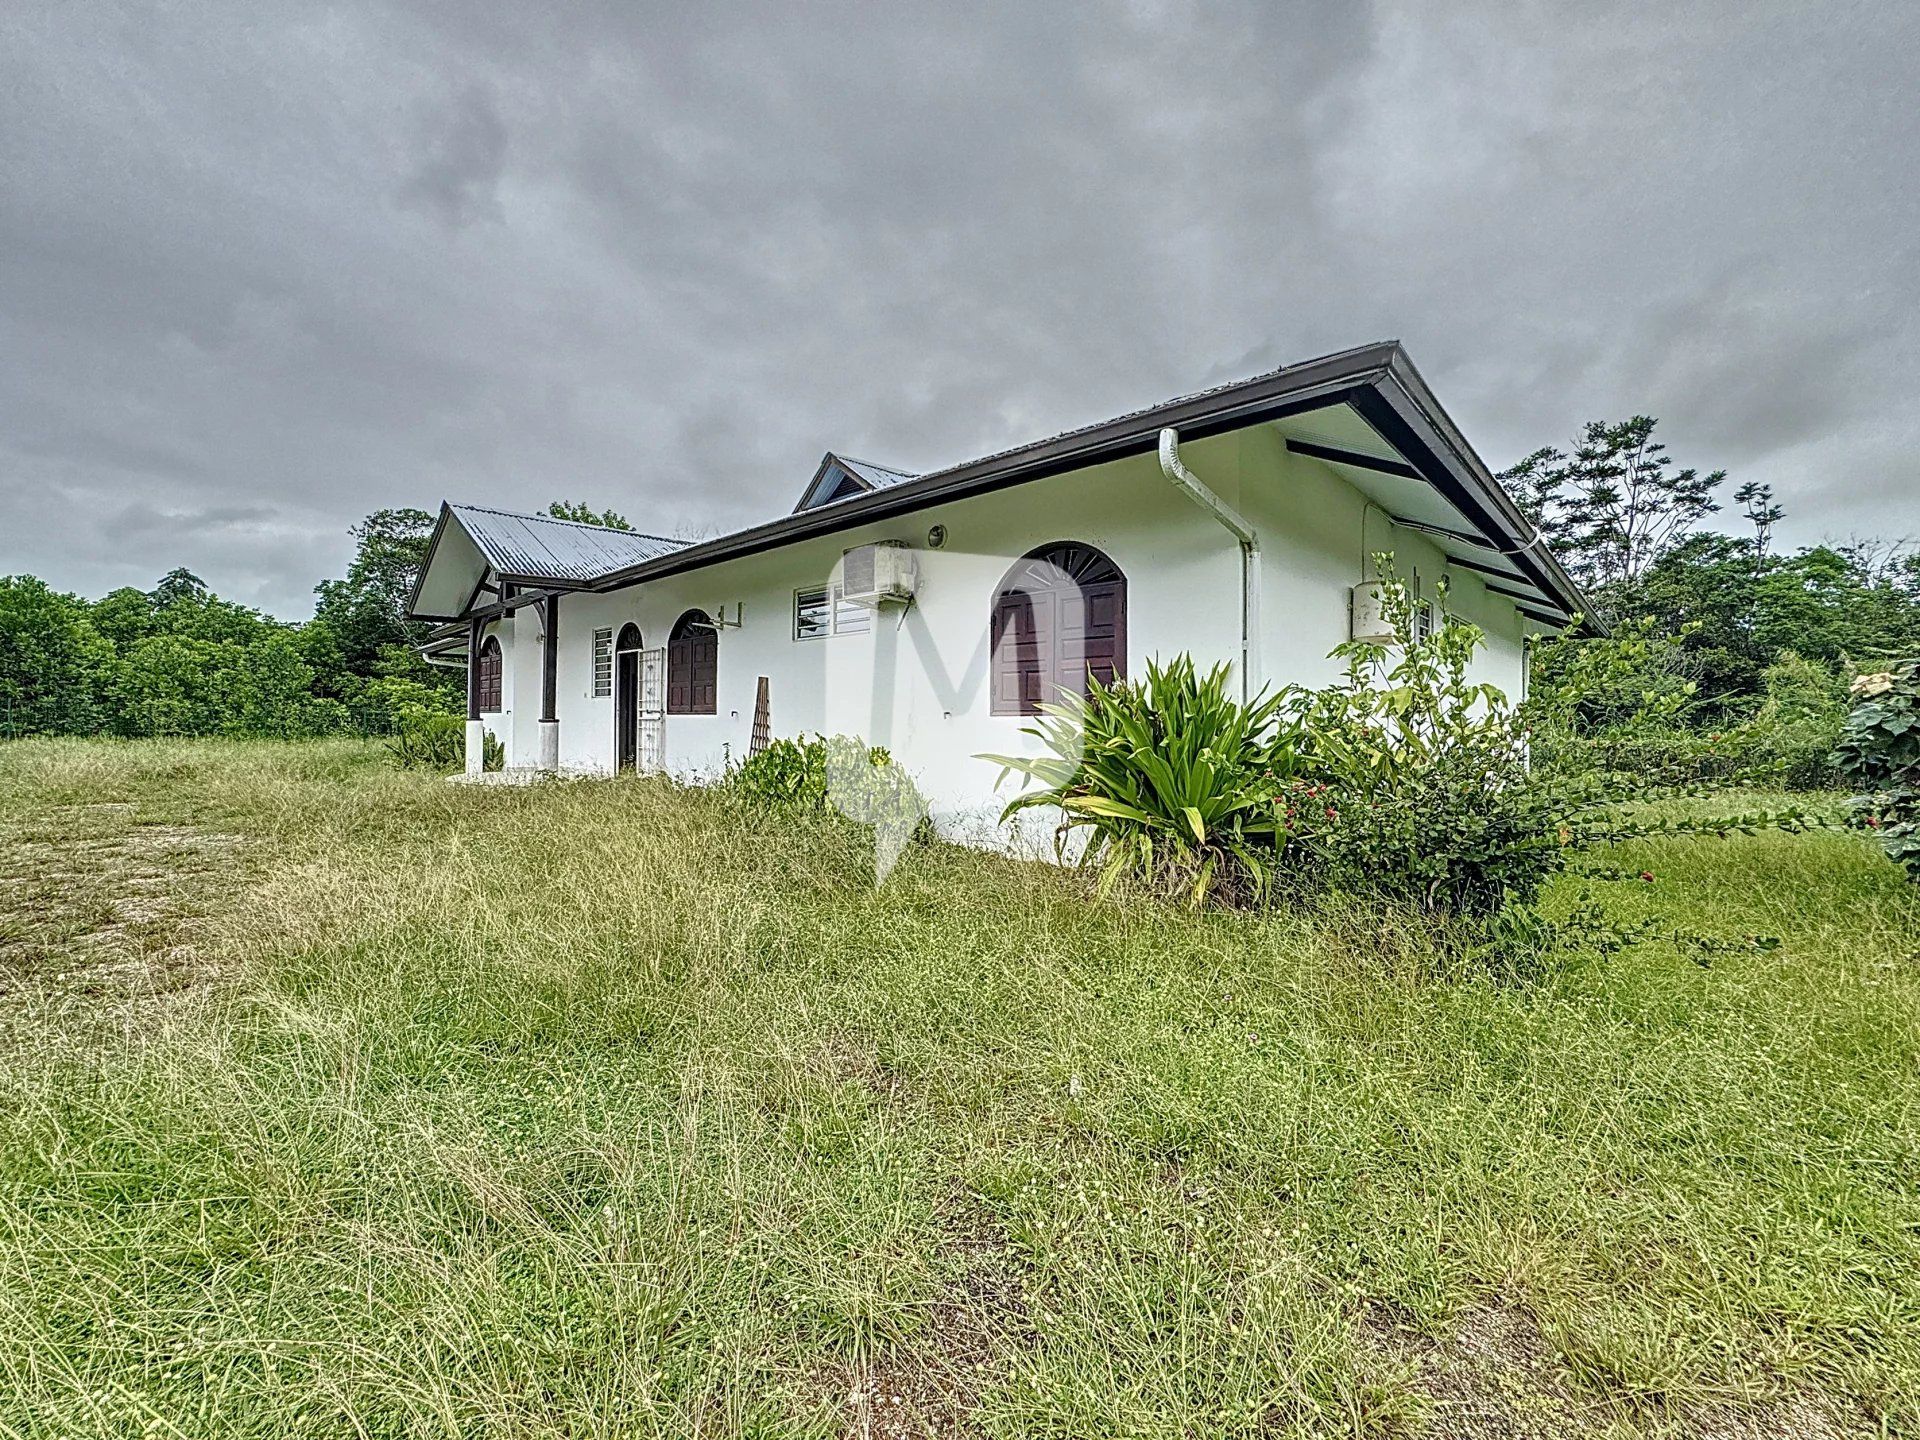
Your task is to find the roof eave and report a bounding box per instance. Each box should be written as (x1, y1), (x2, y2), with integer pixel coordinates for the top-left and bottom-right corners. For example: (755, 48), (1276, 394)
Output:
(588, 342), (1401, 595)
(403, 501), (460, 622)
(410, 339), (1601, 638)
(1368, 348), (1605, 634)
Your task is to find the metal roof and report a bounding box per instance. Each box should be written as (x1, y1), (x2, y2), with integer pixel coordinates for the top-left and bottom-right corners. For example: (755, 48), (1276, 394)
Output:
(835, 455), (917, 491)
(411, 342), (1600, 634)
(447, 504), (688, 583)
(580, 341), (1602, 633)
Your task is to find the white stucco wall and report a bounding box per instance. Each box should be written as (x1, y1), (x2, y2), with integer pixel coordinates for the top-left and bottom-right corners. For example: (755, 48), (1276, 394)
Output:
(493, 430), (1536, 839)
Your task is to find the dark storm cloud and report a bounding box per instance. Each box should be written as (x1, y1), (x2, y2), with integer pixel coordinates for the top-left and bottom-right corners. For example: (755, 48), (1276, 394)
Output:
(1, 0), (1915, 617)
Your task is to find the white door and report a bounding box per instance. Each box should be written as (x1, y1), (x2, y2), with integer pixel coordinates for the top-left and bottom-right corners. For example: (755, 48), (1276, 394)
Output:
(638, 647), (666, 774)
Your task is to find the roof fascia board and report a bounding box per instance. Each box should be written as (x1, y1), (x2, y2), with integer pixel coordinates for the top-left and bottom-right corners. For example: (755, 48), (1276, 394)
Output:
(589, 349), (1397, 594)
(405, 502), (459, 619)
(1367, 351), (1602, 631)
(497, 572), (595, 593)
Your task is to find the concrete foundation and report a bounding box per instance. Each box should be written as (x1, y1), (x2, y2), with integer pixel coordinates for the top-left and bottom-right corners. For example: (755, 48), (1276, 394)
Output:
(538, 719), (560, 772)
(465, 719), (486, 775)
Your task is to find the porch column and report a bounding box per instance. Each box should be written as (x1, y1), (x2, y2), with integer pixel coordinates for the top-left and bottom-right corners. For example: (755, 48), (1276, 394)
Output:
(464, 617), (485, 775)
(538, 594), (560, 772)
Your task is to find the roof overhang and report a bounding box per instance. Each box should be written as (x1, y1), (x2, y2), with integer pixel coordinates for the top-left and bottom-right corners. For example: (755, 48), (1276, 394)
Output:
(407, 502), (688, 622)
(408, 504), (494, 622)
(582, 342), (1601, 632)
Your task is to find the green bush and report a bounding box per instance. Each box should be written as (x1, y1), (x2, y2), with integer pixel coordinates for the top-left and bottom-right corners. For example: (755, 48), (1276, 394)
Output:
(1278, 583), (1551, 918)
(730, 735), (836, 810)
(1522, 626), (1851, 791)
(386, 713), (499, 772)
(287, 697), (352, 739)
(729, 735), (927, 874)
(1527, 613), (1702, 737)
(984, 571), (1811, 944)
(1744, 650), (1848, 790)
(1833, 659), (1920, 880)
(985, 656), (1304, 905)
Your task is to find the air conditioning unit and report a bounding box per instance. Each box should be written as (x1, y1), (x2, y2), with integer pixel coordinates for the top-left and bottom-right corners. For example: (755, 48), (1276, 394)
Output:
(1351, 582), (1440, 644)
(1350, 581), (1394, 642)
(841, 541), (918, 606)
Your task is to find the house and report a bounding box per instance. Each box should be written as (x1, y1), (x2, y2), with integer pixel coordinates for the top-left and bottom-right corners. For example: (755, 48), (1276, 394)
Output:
(407, 341), (1592, 837)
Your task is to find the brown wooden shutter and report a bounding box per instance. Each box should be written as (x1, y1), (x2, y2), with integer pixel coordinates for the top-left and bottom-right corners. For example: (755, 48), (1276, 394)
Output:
(667, 612), (717, 716)
(990, 544), (1125, 715)
(690, 630), (716, 713)
(476, 636), (502, 712)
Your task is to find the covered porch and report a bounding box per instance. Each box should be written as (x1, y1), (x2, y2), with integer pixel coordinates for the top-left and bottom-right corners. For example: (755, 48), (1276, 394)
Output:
(410, 503), (687, 774)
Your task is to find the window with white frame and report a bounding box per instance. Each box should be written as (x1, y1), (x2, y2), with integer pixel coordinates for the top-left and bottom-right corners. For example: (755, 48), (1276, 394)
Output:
(833, 585), (871, 635)
(793, 584), (872, 640)
(590, 627), (613, 697)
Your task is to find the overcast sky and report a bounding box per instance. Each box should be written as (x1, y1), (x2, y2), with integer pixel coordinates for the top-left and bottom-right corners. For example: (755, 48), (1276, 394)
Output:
(3, 1), (1916, 618)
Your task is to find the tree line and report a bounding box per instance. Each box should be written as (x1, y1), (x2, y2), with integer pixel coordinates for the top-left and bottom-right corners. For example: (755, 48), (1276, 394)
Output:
(1503, 417), (1920, 730)
(0, 502), (631, 740)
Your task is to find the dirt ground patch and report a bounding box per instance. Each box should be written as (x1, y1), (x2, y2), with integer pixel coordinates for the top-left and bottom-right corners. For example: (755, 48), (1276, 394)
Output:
(1361, 1300), (1867, 1439)
(0, 801), (243, 1027)
(826, 1204), (1035, 1439)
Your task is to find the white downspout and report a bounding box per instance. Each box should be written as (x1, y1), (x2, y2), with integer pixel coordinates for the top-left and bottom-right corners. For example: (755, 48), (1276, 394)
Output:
(1158, 427), (1261, 702)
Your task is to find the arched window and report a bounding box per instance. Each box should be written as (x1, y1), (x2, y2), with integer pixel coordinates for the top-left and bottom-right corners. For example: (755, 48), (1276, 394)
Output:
(990, 542), (1126, 716)
(666, 610), (717, 715)
(475, 634), (503, 712)
(616, 622), (643, 652)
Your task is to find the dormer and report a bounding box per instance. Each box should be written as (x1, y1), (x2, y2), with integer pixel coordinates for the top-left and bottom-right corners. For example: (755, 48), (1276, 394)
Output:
(792, 452), (918, 512)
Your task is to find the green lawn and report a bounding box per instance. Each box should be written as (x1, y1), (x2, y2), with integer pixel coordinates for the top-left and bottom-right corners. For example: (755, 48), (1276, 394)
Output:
(0, 740), (1915, 1438)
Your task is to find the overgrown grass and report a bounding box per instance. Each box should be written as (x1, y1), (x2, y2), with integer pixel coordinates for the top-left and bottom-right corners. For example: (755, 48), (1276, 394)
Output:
(0, 739), (1916, 1437)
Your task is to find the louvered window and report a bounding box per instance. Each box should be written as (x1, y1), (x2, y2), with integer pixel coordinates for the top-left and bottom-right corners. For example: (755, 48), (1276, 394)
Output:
(794, 585), (870, 639)
(591, 627), (613, 698)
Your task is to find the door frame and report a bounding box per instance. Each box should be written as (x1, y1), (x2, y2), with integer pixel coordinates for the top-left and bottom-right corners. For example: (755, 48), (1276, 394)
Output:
(613, 624), (643, 771)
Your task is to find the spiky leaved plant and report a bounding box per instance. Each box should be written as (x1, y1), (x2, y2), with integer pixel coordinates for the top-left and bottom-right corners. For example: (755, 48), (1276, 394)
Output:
(981, 655), (1304, 905)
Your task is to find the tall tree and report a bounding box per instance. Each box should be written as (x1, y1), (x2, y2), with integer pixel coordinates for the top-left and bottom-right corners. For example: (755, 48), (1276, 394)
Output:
(308, 508), (441, 688)
(1734, 481), (1785, 558)
(148, 567), (210, 607)
(1501, 416), (1724, 599)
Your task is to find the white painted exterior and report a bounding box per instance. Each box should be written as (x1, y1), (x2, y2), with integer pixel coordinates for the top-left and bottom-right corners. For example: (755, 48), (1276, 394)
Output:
(470, 427), (1531, 840)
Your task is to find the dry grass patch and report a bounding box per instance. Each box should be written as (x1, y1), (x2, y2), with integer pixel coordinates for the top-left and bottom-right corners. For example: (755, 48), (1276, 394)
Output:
(0, 799), (244, 1029)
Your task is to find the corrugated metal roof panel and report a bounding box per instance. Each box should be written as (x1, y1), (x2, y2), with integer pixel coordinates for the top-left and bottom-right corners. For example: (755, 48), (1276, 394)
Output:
(835, 455), (917, 491)
(909, 340), (1401, 486)
(793, 452), (920, 511)
(448, 504), (688, 582)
